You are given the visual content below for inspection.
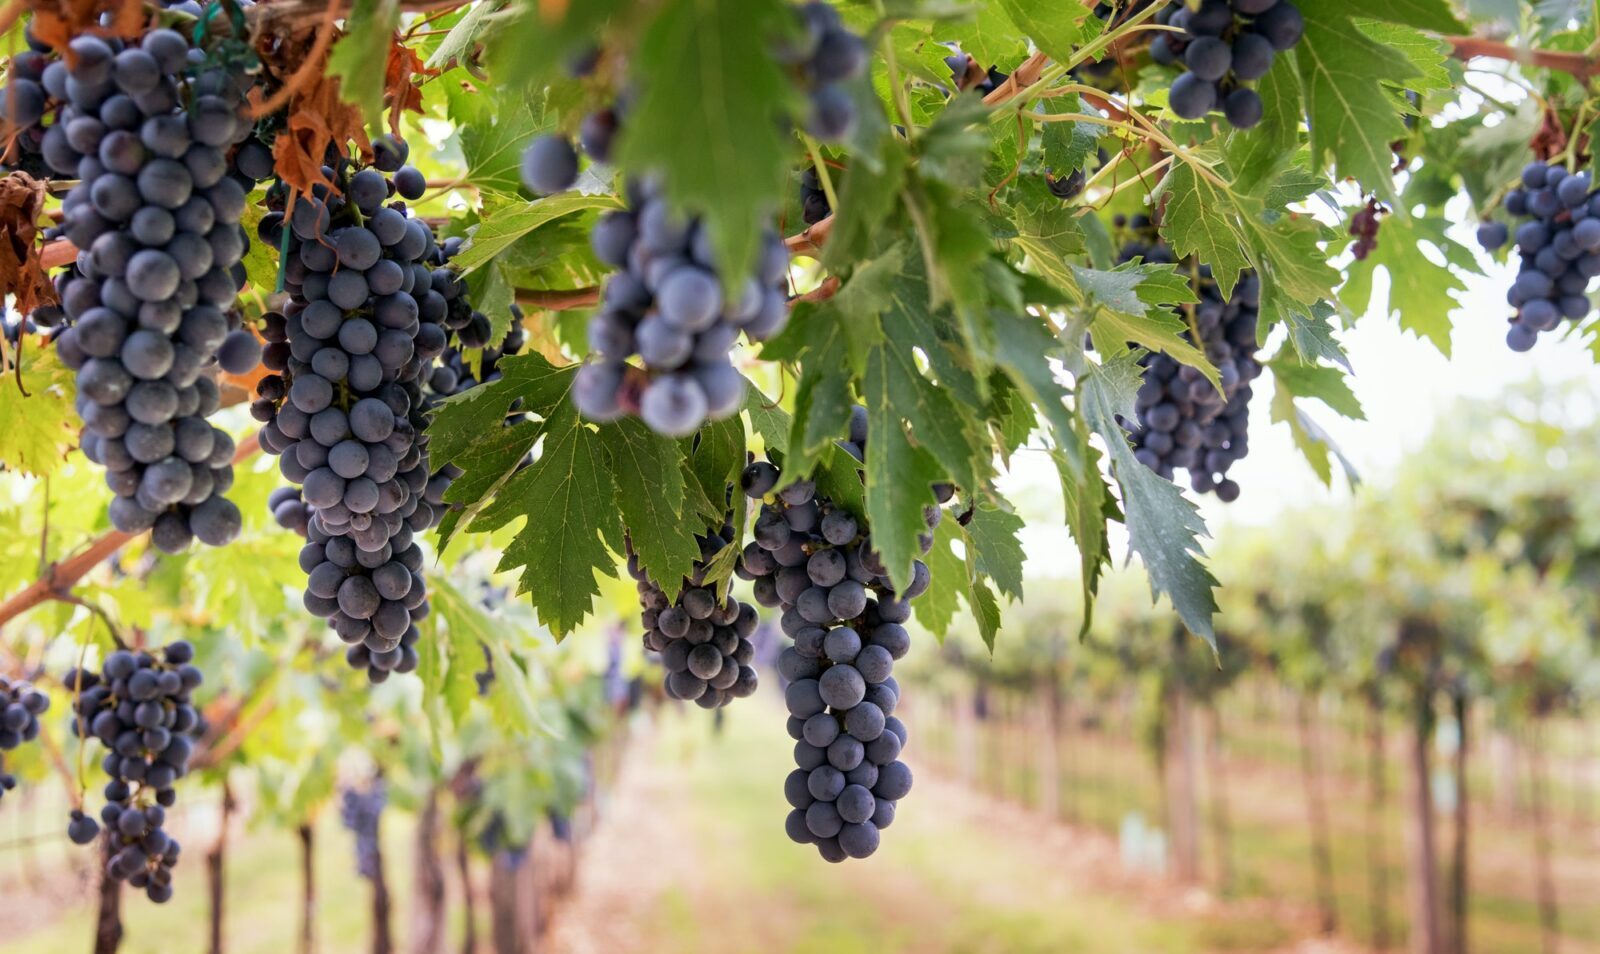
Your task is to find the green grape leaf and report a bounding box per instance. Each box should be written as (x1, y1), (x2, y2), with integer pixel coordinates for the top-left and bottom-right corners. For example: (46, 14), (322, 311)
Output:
(1224, 57), (1305, 196)
(1269, 358), (1367, 422)
(598, 419), (701, 597)
(485, 0), (627, 92)
(965, 502), (1025, 602)
(1270, 381), (1362, 488)
(915, 516), (966, 637)
(426, 0), (508, 69)
(1339, 212), (1472, 355)
(325, 0), (400, 132)
(945, 4), (1028, 68)
(996, 0), (1091, 64)
(0, 345), (76, 477)
(1080, 354), (1218, 645)
(616, 0), (796, 283)
(1337, 0), (1468, 31)
(1294, 0), (1419, 201)
(454, 194), (624, 276)
(860, 380), (944, 595)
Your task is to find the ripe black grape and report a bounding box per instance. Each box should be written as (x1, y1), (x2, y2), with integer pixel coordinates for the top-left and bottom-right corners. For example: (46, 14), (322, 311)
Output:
(64, 642), (205, 903)
(44, 25), (258, 552)
(739, 436), (932, 861)
(0, 676), (49, 805)
(575, 178), (790, 436)
(632, 512), (760, 710)
(339, 784), (386, 880)
(1116, 218), (1259, 501)
(256, 154), (444, 682)
(1152, 0), (1304, 130)
(784, 3), (868, 141)
(1476, 160), (1598, 351)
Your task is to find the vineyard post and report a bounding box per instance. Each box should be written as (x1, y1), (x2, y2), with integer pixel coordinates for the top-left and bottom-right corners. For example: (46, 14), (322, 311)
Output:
(1366, 689), (1392, 952)
(94, 834), (123, 954)
(1448, 690), (1471, 954)
(1039, 673), (1061, 820)
(1162, 683), (1201, 883)
(455, 831), (478, 954)
(371, 814), (396, 954)
(1205, 704), (1233, 895)
(488, 851), (518, 954)
(1405, 688), (1444, 954)
(411, 787), (448, 954)
(297, 822), (316, 954)
(1296, 693), (1338, 935)
(1529, 718), (1560, 954)
(206, 779), (236, 954)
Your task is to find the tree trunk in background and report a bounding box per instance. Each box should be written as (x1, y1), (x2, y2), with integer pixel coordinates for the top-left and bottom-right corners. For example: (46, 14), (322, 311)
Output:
(489, 852), (520, 954)
(298, 823), (316, 954)
(1406, 693), (1444, 954)
(94, 835), (123, 954)
(1529, 720), (1560, 954)
(207, 780), (235, 954)
(1488, 728), (1516, 820)
(1040, 678), (1061, 820)
(519, 833), (544, 949)
(1367, 695), (1392, 952)
(1206, 705), (1233, 894)
(371, 817), (395, 954)
(411, 789), (448, 954)
(1297, 694), (1338, 935)
(1448, 693), (1470, 954)
(456, 836), (477, 954)
(1164, 686), (1201, 882)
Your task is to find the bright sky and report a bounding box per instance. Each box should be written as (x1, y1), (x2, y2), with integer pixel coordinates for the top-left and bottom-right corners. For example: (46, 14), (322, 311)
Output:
(1004, 210), (1600, 579)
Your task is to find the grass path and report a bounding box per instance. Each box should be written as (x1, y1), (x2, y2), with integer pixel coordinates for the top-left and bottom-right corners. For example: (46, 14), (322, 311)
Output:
(551, 698), (1362, 954)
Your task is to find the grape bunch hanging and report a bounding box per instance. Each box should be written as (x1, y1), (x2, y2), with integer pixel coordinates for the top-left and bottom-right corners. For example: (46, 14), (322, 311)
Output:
(340, 783), (387, 880)
(43, 27), (259, 551)
(738, 450), (931, 862)
(572, 178), (792, 436)
(1118, 218), (1260, 501)
(1475, 161), (1599, 352)
(1152, 0), (1306, 129)
(630, 518), (761, 709)
(0, 676), (48, 804)
(64, 641), (206, 904)
(253, 150), (441, 682)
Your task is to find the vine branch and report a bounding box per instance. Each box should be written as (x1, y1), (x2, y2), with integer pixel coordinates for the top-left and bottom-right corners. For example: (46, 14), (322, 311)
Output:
(0, 432), (261, 631)
(1447, 36), (1600, 81)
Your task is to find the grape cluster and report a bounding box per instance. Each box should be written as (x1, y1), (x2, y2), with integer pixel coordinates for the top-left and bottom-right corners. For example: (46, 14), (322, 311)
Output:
(737, 458), (932, 861)
(574, 177), (791, 436)
(43, 28), (258, 551)
(0, 676), (49, 804)
(268, 485), (312, 537)
(800, 167), (832, 226)
(943, 50), (1008, 96)
(630, 520), (760, 709)
(1349, 198), (1385, 261)
(339, 784), (386, 879)
(782, 2), (868, 141)
(1116, 219), (1259, 500)
(63, 641), (205, 903)
(1152, 0), (1305, 129)
(1475, 160), (1600, 352)
(0, 28), (62, 178)
(253, 153), (442, 681)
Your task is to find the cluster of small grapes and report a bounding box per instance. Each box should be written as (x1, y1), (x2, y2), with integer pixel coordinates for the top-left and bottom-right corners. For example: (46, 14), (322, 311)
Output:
(1475, 160), (1600, 352)
(63, 642), (205, 904)
(943, 49), (1008, 96)
(0, 24), (64, 178)
(417, 241), (528, 516)
(1116, 219), (1259, 500)
(782, 2), (868, 141)
(737, 457), (930, 861)
(630, 521), (760, 709)
(1349, 198), (1385, 261)
(800, 167), (832, 226)
(572, 177), (791, 436)
(253, 149), (441, 681)
(41, 28), (259, 551)
(268, 485), (312, 537)
(0, 676), (49, 804)
(339, 784), (386, 880)
(1152, 0), (1305, 129)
